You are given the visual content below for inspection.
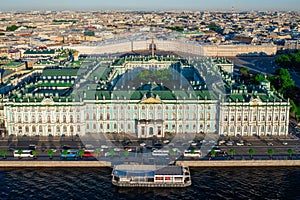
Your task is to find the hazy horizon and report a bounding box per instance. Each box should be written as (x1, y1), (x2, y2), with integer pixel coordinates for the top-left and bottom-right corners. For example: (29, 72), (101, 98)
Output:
(0, 0), (299, 12)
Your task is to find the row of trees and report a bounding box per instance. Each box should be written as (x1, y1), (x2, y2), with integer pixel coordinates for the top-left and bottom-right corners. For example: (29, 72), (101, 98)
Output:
(275, 50), (300, 70)
(209, 148), (295, 160)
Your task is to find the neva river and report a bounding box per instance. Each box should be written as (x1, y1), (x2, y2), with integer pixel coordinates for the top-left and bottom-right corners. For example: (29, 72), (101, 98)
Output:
(0, 167), (300, 200)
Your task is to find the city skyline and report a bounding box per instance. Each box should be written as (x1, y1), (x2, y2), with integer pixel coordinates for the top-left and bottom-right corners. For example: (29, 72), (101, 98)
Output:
(0, 0), (299, 11)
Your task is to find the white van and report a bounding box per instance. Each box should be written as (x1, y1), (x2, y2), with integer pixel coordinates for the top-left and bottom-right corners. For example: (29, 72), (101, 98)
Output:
(14, 150), (34, 158)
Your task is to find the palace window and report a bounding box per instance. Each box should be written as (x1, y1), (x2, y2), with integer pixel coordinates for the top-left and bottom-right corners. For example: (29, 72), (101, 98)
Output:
(237, 115), (241, 121)
(224, 115), (228, 121)
(207, 112), (211, 120)
(231, 115), (234, 121)
(63, 126), (67, 132)
(253, 115), (257, 121)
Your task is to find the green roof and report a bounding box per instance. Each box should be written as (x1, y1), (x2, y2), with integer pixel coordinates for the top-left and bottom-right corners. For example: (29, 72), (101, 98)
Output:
(42, 69), (78, 77)
(24, 49), (55, 55)
(3, 61), (24, 68)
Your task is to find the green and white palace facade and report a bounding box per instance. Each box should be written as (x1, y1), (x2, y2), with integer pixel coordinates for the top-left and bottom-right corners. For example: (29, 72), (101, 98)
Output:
(0, 56), (290, 138)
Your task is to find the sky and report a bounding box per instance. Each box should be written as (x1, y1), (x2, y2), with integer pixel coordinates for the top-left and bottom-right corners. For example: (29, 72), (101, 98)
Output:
(0, 0), (299, 12)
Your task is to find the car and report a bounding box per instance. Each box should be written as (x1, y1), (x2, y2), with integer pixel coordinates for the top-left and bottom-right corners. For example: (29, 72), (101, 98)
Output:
(236, 142), (244, 146)
(226, 141), (233, 146)
(218, 140), (226, 145)
(85, 144), (95, 149)
(60, 149), (79, 160)
(101, 145), (109, 149)
(208, 146), (221, 153)
(28, 144), (36, 150)
(113, 147), (121, 152)
(163, 140), (170, 144)
(246, 142), (252, 146)
(139, 142), (146, 147)
(282, 142), (288, 145)
(83, 150), (95, 157)
(168, 143), (175, 147)
(267, 142), (274, 146)
(209, 140), (216, 144)
(154, 143), (163, 149)
(124, 146), (132, 152)
(191, 142), (198, 146)
(61, 145), (71, 151)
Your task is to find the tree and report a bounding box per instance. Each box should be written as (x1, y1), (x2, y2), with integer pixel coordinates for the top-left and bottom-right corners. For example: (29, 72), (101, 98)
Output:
(17, 149), (23, 159)
(268, 149), (274, 159)
(1, 149), (7, 159)
(274, 68), (294, 94)
(48, 149), (54, 159)
(124, 150), (129, 158)
(169, 149), (175, 157)
(210, 149), (216, 158)
(62, 150), (68, 159)
(78, 149), (84, 159)
(190, 149), (195, 155)
(252, 74), (265, 85)
(229, 148), (236, 159)
(288, 149), (294, 159)
(32, 150), (38, 159)
(275, 54), (291, 68)
(109, 149), (115, 157)
(249, 148), (254, 159)
(94, 149), (100, 159)
(239, 67), (250, 76)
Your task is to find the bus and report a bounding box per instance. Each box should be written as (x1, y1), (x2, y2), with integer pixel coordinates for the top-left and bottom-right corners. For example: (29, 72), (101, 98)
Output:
(152, 150), (169, 156)
(14, 150), (34, 158)
(183, 150), (202, 158)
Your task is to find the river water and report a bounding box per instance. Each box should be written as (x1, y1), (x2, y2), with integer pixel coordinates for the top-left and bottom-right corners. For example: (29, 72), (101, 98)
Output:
(0, 167), (299, 200)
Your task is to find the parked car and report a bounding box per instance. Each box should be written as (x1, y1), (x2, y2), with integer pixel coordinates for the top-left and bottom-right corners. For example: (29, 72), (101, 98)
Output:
(28, 144), (36, 151)
(101, 145), (109, 149)
(267, 142), (274, 146)
(282, 142), (288, 145)
(60, 149), (79, 160)
(226, 141), (233, 146)
(218, 140), (226, 145)
(236, 141), (244, 146)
